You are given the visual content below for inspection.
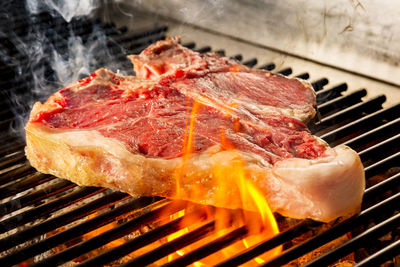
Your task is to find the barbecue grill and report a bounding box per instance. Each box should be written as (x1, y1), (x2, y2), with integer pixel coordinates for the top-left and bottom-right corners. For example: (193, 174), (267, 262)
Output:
(1, 1), (399, 266)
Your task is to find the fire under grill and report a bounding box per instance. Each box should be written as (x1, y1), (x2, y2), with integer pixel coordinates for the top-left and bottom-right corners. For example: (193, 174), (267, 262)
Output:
(1, 8), (400, 267)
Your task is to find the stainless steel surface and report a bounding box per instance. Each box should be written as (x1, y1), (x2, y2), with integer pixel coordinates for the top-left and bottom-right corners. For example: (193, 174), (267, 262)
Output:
(112, 0), (400, 87)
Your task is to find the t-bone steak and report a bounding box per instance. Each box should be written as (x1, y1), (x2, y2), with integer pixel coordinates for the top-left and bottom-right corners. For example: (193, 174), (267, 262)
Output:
(25, 38), (365, 222)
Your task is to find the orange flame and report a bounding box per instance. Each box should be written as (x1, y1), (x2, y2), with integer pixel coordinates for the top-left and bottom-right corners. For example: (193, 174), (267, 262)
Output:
(165, 99), (282, 264)
(167, 210), (189, 261)
(174, 99), (202, 197)
(214, 131), (282, 262)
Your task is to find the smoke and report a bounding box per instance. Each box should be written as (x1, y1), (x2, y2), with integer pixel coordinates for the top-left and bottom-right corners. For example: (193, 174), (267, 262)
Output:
(1, 0), (130, 139)
(26, 0), (99, 23)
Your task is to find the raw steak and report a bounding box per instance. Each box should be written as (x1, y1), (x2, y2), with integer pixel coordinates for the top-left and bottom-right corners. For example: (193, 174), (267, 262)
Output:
(25, 41), (365, 222)
(129, 38), (316, 123)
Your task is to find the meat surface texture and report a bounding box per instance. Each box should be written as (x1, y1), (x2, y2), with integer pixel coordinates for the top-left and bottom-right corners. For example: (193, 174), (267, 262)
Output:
(129, 38), (316, 123)
(25, 38), (365, 222)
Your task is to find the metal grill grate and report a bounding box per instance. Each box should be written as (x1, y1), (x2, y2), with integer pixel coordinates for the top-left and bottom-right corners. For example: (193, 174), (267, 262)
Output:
(0, 9), (399, 267)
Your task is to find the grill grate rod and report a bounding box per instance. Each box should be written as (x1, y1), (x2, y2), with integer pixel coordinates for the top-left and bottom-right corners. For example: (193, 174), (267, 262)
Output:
(194, 46), (212, 53)
(343, 118), (400, 149)
(216, 173), (399, 267)
(1, 25), (168, 96)
(76, 204), (203, 267)
(163, 225), (248, 267)
(317, 89), (367, 116)
(0, 150), (26, 170)
(320, 103), (400, 144)
(363, 172), (400, 200)
(310, 95), (386, 134)
(120, 220), (216, 267)
(0, 187), (104, 235)
(242, 58), (258, 67)
(76, 210), (187, 267)
(354, 238), (400, 267)
(0, 139), (24, 157)
(260, 193), (400, 267)
(214, 219), (320, 267)
(0, 191), (127, 253)
(357, 133), (400, 163)
(0, 179), (75, 215)
(0, 195), (157, 266)
(364, 151), (399, 179)
(0, 163), (35, 187)
(0, 173), (54, 200)
(29, 197), (173, 267)
(304, 212), (400, 267)
(0, 22), (126, 71)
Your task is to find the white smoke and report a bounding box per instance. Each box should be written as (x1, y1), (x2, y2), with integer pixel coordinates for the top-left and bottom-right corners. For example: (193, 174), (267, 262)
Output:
(1, 0), (130, 138)
(26, 0), (99, 23)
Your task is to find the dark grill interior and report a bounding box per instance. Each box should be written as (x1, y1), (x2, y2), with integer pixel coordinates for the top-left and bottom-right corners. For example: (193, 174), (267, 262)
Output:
(0, 7), (399, 267)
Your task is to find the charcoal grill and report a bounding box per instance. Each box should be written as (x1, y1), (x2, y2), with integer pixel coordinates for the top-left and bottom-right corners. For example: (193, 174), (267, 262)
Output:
(0, 3), (399, 266)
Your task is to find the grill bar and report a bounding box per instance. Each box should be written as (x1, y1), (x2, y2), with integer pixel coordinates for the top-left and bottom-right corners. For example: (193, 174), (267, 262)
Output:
(260, 193), (400, 267)
(304, 212), (400, 267)
(30, 198), (171, 267)
(0, 163), (35, 186)
(76, 203), (203, 267)
(182, 42), (196, 49)
(0, 179), (75, 214)
(0, 195), (155, 266)
(317, 89), (367, 116)
(343, 118), (400, 150)
(76, 208), (187, 267)
(0, 143), (25, 158)
(311, 95), (386, 134)
(215, 220), (321, 267)
(0, 173), (54, 199)
(164, 226), (248, 267)
(120, 220), (216, 267)
(320, 103), (400, 144)
(0, 187), (104, 235)
(0, 191), (128, 253)
(355, 238), (400, 267)
(364, 151), (399, 179)
(0, 151), (25, 170)
(363, 172), (400, 200)
(194, 46), (212, 53)
(358, 134), (400, 163)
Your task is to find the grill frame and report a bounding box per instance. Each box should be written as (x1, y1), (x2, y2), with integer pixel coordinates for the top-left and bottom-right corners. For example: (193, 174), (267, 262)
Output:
(0, 7), (399, 266)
